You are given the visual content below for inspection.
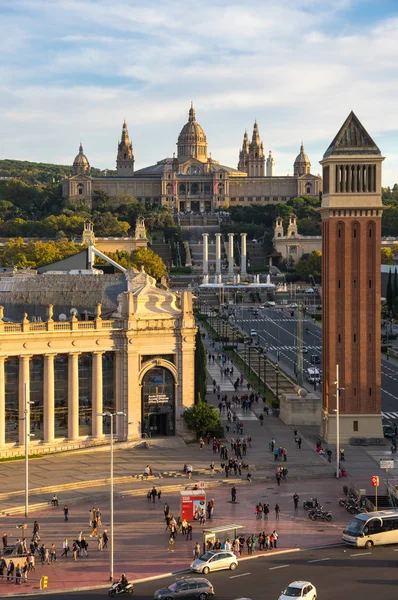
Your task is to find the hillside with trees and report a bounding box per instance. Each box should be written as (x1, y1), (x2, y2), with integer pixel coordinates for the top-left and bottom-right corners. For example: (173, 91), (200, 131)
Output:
(0, 158), (110, 185)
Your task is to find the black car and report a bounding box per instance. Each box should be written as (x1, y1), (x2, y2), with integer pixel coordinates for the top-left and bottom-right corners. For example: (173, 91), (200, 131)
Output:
(154, 578), (214, 600)
(311, 355), (321, 365)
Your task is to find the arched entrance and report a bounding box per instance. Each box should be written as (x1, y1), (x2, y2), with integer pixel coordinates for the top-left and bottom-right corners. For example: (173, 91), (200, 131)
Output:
(141, 366), (175, 436)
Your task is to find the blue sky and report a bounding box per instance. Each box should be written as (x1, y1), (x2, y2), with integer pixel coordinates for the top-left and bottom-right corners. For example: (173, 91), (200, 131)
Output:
(0, 0), (397, 185)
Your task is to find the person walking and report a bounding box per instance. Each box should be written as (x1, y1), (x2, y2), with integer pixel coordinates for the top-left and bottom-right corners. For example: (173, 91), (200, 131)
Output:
(50, 543), (57, 562)
(275, 503), (280, 520)
(63, 505), (69, 522)
(7, 559), (14, 581)
(264, 503), (269, 520)
(61, 539), (69, 558)
(297, 437), (302, 449)
(0, 554), (6, 579)
(90, 517), (98, 537)
(72, 541), (78, 561)
(194, 542), (201, 559)
(102, 530), (109, 549)
(168, 535), (175, 552)
(2, 532), (7, 549)
(15, 564), (22, 585)
(98, 534), (103, 551)
(293, 493), (299, 511)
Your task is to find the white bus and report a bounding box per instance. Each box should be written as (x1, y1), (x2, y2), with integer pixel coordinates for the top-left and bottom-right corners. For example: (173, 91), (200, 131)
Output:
(342, 510), (398, 548)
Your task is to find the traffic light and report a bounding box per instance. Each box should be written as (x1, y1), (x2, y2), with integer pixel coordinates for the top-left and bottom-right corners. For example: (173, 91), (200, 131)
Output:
(40, 576), (49, 589)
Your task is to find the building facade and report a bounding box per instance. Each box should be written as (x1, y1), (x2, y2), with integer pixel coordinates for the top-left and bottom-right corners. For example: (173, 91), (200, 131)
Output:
(62, 105), (322, 211)
(0, 269), (196, 457)
(273, 214), (321, 264)
(320, 111), (384, 442)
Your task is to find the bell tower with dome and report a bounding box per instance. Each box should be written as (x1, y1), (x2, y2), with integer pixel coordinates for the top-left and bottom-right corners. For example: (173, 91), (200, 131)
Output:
(177, 103), (208, 162)
(116, 120), (135, 176)
(294, 143), (311, 176)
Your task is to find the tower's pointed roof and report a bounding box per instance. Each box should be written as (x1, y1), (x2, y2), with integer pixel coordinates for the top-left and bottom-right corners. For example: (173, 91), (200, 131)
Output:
(323, 111), (381, 158)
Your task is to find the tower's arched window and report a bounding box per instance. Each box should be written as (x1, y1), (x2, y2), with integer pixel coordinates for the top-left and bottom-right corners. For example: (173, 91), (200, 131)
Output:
(124, 153), (127, 159)
(77, 184), (84, 196)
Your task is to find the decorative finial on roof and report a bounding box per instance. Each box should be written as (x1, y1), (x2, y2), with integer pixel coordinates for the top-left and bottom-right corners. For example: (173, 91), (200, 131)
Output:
(189, 102), (196, 122)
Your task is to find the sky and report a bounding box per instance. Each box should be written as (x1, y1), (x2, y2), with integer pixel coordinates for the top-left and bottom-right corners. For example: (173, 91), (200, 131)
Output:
(0, 0), (397, 185)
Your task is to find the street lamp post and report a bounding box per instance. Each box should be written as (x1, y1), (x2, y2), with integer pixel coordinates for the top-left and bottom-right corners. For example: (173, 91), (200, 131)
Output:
(21, 384), (35, 519)
(332, 364), (345, 480)
(97, 411), (126, 581)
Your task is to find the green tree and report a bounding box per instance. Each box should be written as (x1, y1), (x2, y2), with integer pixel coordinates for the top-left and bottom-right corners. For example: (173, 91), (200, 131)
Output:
(194, 331), (207, 403)
(93, 212), (130, 236)
(295, 250), (322, 281)
(386, 268), (393, 312)
(183, 399), (221, 438)
(131, 248), (167, 279)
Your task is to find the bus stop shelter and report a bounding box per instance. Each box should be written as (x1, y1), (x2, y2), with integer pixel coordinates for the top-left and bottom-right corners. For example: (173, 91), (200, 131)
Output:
(202, 524), (244, 553)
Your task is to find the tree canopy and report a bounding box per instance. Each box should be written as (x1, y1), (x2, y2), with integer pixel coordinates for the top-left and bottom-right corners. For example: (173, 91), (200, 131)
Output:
(183, 399), (221, 438)
(295, 250), (322, 281)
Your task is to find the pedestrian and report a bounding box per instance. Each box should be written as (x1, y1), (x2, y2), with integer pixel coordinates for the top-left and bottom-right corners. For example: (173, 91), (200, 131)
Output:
(194, 542), (201, 559)
(72, 542), (78, 561)
(297, 437), (302, 449)
(283, 447), (287, 462)
(45, 546), (50, 565)
(22, 561), (28, 582)
(15, 564), (22, 585)
(293, 493), (299, 511)
(102, 530), (109, 549)
(168, 535), (175, 552)
(7, 559), (14, 581)
(275, 504), (280, 520)
(61, 538), (69, 558)
(269, 532), (274, 549)
(210, 461), (215, 477)
(2, 532), (7, 549)
(157, 490), (162, 502)
(199, 437), (204, 449)
(98, 534), (103, 551)
(90, 518), (98, 537)
(151, 487), (157, 503)
(264, 503), (269, 520)
(273, 530), (279, 548)
(64, 505), (69, 521)
(50, 543), (57, 562)
(186, 523), (193, 540)
(0, 554), (6, 579)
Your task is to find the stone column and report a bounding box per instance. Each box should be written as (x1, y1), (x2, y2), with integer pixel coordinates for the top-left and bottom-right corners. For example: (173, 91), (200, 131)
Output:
(92, 351), (103, 438)
(202, 233), (209, 275)
(228, 233), (234, 275)
(240, 232), (247, 276)
(114, 351), (124, 440)
(68, 353), (80, 440)
(215, 233), (222, 275)
(0, 357), (5, 447)
(19, 355), (31, 446)
(43, 354), (55, 443)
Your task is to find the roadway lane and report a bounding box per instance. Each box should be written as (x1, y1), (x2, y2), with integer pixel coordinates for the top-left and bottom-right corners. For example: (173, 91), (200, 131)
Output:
(27, 545), (398, 600)
(233, 306), (398, 418)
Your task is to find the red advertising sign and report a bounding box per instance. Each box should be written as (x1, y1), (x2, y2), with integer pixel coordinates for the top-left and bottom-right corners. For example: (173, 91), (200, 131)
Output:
(372, 475), (379, 487)
(180, 491), (206, 521)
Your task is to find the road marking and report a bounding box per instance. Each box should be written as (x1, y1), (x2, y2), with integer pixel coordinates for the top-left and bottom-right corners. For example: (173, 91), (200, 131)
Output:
(350, 552), (371, 556)
(230, 572), (251, 579)
(269, 564), (290, 570)
(308, 558), (330, 563)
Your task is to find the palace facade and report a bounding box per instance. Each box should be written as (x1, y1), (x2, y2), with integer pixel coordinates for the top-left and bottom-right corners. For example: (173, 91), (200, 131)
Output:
(62, 105), (322, 211)
(0, 268), (196, 457)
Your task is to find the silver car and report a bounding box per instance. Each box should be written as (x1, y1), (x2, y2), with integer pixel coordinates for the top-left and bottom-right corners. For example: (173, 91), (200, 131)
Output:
(190, 550), (238, 574)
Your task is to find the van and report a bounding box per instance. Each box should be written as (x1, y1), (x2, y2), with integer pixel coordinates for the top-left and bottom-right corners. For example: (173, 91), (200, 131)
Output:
(306, 368), (321, 383)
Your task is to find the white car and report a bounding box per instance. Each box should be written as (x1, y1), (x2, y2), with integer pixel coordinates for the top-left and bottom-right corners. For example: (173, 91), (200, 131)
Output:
(287, 303), (298, 309)
(190, 550), (238, 574)
(302, 346), (309, 354)
(279, 581), (317, 600)
(250, 329), (257, 336)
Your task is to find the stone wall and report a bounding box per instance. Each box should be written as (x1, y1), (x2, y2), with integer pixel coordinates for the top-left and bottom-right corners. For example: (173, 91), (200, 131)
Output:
(279, 393), (321, 426)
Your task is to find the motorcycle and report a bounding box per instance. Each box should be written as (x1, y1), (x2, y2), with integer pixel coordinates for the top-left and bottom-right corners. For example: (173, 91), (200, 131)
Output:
(308, 508), (332, 522)
(303, 498), (319, 511)
(108, 582), (134, 597)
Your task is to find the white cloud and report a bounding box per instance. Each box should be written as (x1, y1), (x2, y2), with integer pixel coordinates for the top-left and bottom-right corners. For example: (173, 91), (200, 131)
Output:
(0, 0), (397, 184)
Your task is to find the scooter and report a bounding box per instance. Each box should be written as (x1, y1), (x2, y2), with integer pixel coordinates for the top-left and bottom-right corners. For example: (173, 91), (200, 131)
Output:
(108, 582), (134, 597)
(308, 508), (332, 522)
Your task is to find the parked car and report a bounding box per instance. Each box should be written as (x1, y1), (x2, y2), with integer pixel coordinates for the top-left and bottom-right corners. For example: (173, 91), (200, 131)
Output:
(302, 346), (309, 354)
(278, 581), (317, 600)
(250, 329), (257, 336)
(154, 578), (214, 600)
(190, 550), (238, 574)
(383, 424), (396, 438)
(263, 301), (276, 307)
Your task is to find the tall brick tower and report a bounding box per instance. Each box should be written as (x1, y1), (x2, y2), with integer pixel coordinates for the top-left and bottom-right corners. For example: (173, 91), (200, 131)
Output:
(320, 112), (384, 443)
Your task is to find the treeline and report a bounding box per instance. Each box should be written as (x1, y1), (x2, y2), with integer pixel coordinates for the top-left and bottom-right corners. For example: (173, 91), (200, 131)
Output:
(0, 159), (109, 185)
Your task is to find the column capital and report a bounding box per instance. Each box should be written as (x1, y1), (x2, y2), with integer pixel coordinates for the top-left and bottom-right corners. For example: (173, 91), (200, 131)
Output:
(43, 353), (57, 359)
(92, 350), (104, 356)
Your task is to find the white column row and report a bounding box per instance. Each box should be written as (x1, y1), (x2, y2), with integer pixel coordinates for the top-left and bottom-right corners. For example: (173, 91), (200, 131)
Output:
(202, 233), (247, 276)
(0, 352), (112, 447)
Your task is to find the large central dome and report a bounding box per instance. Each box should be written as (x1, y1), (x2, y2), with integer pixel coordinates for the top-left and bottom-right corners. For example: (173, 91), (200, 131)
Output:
(177, 103), (208, 162)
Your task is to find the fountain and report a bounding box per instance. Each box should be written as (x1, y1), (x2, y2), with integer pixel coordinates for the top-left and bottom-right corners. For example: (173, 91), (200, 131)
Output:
(203, 274), (209, 285)
(266, 274), (271, 285)
(237, 274), (240, 284)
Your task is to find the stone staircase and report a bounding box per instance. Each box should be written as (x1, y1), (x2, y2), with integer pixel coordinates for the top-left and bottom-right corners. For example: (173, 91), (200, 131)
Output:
(151, 242), (172, 266)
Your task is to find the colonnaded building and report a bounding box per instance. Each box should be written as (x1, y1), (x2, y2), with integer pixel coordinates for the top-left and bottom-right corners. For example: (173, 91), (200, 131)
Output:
(0, 267), (197, 458)
(62, 104), (322, 211)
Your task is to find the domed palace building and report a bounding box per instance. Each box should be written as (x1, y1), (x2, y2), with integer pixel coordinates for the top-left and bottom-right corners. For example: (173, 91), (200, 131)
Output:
(62, 105), (321, 211)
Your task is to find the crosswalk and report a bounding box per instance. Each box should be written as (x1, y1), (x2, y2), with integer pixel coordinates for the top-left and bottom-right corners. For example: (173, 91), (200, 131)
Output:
(382, 412), (398, 421)
(264, 344), (322, 352)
